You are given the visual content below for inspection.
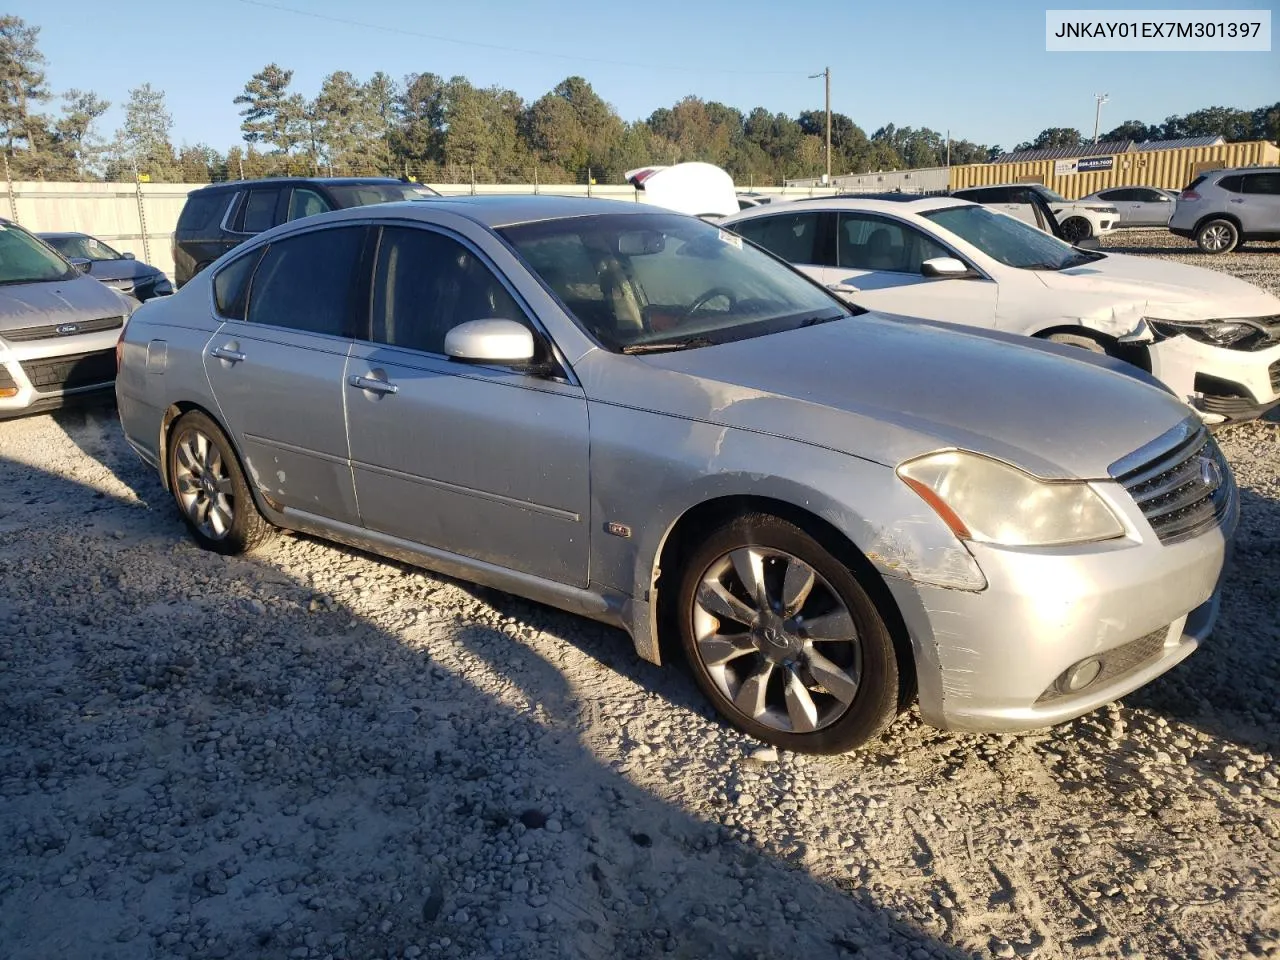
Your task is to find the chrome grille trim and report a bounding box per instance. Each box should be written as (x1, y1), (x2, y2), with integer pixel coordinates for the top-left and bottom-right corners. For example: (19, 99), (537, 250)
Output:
(1110, 419), (1233, 545)
(2, 315), (125, 343)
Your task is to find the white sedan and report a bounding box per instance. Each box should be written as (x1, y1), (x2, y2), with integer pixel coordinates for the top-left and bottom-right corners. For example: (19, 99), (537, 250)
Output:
(720, 196), (1280, 423)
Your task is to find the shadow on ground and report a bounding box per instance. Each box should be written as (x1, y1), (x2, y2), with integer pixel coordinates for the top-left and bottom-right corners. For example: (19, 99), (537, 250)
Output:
(0, 439), (973, 959)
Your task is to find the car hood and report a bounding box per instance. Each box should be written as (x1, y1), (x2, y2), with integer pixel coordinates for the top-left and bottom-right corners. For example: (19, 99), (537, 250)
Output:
(0, 275), (132, 333)
(1035, 252), (1280, 322)
(578, 314), (1193, 480)
(87, 259), (161, 282)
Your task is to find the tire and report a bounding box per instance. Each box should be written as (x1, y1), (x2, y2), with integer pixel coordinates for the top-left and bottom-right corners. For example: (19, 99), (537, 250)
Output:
(1060, 217), (1092, 245)
(167, 410), (275, 555)
(1045, 332), (1107, 354)
(1195, 219), (1239, 254)
(676, 513), (901, 754)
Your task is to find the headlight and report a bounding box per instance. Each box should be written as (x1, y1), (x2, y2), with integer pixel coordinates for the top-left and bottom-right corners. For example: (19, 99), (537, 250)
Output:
(1147, 317), (1257, 348)
(1087, 205), (1118, 214)
(897, 451), (1124, 547)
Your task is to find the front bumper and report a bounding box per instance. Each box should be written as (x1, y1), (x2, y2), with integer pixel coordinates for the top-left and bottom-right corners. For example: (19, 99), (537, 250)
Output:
(888, 475), (1237, 733)
(0, 334), (119, 419)
(1147, 334), (1280, 423)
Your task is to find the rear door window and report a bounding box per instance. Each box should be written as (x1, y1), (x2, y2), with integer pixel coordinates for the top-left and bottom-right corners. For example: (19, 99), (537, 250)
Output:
(1242, 173), (1280, 195)
(245, 226), (366, 337)
(239, 188), (283, 233)
(287, 188), (333, 221)
(730, 211), (830, 265)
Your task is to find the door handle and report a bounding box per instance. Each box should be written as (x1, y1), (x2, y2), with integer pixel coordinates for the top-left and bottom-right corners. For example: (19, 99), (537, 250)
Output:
(826, 283), (860, 294)
(348, 374), (398, 395)
(1228, 198), (1245, 203)
(211, 345), (246, 363)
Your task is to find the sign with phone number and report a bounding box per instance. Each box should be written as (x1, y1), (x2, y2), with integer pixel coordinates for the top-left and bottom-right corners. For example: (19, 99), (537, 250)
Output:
(1054, 157), (1115, 175)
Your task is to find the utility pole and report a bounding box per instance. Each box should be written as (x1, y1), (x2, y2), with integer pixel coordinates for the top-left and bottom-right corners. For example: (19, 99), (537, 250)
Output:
(1092, 93), (1110, 143)
(946, 129), (951, 167)
(809, 67), (831, 184)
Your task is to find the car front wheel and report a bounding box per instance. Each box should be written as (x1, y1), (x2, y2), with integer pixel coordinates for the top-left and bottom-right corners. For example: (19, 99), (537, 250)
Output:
(1060, 217), (1092, 244)
(676, 514), (901, 754)
(1195, 219), (1239, 254)
(167, 410), (275, 555)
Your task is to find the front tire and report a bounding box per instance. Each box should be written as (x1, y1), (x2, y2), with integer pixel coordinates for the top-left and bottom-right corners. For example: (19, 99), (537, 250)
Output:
(1060, 217), (1092, 245)
(1195, 219), (1239, 254)
(1045, 331), (1107, 354)
(676, 514), (901, 754)
(167, 410), (275, 555)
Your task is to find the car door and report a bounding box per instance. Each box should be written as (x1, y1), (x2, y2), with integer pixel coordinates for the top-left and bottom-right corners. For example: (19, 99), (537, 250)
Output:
(203, 224), (367, 525)
(725, 210), (836, 287)
(344, 223), (591, 587)
(820, 212), (997, 326)
(1097, 189), (1136, 225)
(1130, 188), (1175, 226)
(1241, 173), (1280, 232)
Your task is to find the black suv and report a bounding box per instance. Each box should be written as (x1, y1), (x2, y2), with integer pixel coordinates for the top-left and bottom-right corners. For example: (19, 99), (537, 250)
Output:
(172, 177), (439, 288)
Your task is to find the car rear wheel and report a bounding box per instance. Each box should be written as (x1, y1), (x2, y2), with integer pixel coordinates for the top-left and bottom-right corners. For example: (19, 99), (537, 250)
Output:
(167, 410), (275, 555)
(1195, 219), (1239, 254)
(1060, 217), (1092, 244)
(676, 513), (901, 754)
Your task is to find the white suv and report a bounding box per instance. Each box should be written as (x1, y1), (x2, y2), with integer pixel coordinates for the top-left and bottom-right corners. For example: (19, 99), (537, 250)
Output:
(1169, 167), (1280, 253)
(952, 183), (1119, 244)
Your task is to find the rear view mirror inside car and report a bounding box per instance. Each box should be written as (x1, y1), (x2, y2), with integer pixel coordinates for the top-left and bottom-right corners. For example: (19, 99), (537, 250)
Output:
(617, 230), (666, 256)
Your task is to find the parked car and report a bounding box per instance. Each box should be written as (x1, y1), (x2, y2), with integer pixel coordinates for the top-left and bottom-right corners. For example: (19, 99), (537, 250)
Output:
(624, 163), (739, 218)
(720, 196), (1280, 422)
(1169, 167), (1280, 253)
(0, 219), (136, 418)
(118, 196), (1235, 753)
(952, 183), (1118, 244)
(38, 231), (173, 301)
(1078, 187), (1178, 227)
(736, 193), (775, 210)
(172, 177), (440, 289)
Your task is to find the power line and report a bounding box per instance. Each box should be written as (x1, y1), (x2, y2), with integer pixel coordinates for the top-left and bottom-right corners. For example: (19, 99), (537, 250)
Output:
(232, 0), (810, 76)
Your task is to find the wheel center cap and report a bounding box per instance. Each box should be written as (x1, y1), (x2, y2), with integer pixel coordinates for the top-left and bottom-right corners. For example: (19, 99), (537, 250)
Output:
(755, 618), (797, 658)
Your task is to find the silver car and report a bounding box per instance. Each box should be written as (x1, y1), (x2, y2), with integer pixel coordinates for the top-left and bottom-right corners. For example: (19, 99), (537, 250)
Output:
(116, 197), (1237, 753)
(1079, 187), (1179, 227)
(1169, 167), (1280, 253)
(0, 219), (137, 418)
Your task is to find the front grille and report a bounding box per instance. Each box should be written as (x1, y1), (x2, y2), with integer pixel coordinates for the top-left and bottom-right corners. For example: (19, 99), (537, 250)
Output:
(1111, 422), (1232, 545)
(1036, 627), (1169, 704)
(1271, 359), (1280, 392)
(2, 315), (124, 343)
(19, 350), (115, 392)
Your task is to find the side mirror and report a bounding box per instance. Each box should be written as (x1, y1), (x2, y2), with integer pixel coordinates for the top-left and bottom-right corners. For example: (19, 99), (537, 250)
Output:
(444, 319), (535, 365)
(122, 251), (136, 259)
(921, 257), (971, 279)
(68, 257), (92, 275)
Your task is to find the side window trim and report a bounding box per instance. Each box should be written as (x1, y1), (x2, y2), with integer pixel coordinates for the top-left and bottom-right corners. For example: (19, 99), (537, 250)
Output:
(362, 221), (559, 370)
(210, 243), (269, 321)
(219, 191), (246, 233)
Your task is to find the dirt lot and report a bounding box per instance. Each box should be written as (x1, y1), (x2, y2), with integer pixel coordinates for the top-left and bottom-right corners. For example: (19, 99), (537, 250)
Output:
(1, 230), (1277, 960)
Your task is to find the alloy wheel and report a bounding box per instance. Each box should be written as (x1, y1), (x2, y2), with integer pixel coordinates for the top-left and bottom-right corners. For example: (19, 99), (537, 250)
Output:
(690, 546), (862, 733)
(1200, 224), (1233, 252)
(172, 428), (235, 540)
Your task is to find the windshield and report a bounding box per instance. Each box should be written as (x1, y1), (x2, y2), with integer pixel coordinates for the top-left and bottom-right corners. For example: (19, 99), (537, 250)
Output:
(1036, 186), (1069, 203)
(0, 224), (75, 284)
(500, 212), (852, 352)
(922, 204), (1101, 271)
(43, 234), (123, 261)
(326, 183), (438, 208)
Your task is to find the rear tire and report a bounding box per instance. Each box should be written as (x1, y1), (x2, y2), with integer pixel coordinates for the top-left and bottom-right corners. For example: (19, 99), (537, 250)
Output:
(167, 410), (275, 555)
(676, 513), (901, 754)
(1061, 217), (1092, 244)
(1195, 219), (1239, 254)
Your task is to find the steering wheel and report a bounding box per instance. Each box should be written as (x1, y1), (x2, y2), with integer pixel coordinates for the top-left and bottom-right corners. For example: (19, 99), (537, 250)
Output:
(685, 286), (738, 318)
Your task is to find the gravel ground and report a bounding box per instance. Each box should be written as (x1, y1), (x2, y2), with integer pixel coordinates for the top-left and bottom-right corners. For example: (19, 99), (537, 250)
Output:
(1, 233), (1277, 960)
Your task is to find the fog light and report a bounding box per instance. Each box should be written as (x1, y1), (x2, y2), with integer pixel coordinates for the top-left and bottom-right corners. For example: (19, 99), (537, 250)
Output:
(0, 387), (16, 399)
(1059, 657), (1102, 694)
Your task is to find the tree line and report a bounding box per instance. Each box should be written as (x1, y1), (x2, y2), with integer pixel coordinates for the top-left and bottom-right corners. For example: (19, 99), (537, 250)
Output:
(1, 15), (1277, 185)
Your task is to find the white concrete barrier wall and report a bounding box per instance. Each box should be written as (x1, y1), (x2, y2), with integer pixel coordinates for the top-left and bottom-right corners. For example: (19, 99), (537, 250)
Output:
(3, 181), (842, 282)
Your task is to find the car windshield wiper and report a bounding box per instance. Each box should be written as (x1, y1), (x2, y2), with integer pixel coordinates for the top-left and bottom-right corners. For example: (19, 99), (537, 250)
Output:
(621, 336), (717, 355)
(1017, 261), (1069, 271)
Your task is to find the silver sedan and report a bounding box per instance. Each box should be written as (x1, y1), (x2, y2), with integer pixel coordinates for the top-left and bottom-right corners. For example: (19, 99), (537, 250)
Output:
(1079, 187), (1179, 227)
(116, 196), (1236, 752)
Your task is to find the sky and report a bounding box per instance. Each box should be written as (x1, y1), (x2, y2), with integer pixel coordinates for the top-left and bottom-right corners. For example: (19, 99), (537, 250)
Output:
(10, 0), (1279, 156)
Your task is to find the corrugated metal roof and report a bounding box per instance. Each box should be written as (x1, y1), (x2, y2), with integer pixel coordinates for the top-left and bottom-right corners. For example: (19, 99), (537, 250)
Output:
(991, 140), (1134, 163)
(1136, 136), (1226, 151)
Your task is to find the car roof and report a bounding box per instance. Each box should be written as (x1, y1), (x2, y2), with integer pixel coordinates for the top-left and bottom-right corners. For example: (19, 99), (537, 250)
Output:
(262, 194), (671, 232)
(953, 183), (1053, 192)
(188, 176), (410, 195)
(723, 195), (972, 219)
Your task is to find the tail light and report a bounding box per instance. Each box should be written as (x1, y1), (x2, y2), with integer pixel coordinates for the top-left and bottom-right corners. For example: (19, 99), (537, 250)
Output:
(1180, 189), (1200, 201)
(115, 320), (128, 372)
